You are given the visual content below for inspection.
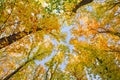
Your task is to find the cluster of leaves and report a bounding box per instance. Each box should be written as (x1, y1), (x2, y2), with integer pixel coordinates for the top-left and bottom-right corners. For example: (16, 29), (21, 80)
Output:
(0, 0), (120, 80)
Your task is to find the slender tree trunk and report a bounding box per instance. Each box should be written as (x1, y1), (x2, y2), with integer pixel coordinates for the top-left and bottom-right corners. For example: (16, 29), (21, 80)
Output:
(3, 59), (31, 80)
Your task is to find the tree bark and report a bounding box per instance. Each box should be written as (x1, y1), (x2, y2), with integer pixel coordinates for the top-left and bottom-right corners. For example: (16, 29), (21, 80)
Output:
(3, 59), (31, 80)
(2, 52), (42, 80)
(0, 28), (42, 49)
(72, 0), (93, 12)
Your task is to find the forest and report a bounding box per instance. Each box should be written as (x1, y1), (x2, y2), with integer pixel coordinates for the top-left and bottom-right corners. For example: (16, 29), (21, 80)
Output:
(0, 0), (120, 80)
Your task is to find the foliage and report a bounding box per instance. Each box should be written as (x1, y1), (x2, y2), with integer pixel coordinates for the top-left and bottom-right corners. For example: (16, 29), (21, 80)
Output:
(0, 0), (120, 80)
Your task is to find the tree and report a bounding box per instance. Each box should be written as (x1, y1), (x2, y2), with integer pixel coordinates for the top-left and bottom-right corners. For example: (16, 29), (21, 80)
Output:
(0, 0), (120, 80)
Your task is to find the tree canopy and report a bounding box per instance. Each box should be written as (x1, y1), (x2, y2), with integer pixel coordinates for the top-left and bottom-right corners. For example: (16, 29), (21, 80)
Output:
(0, 0), (120, 80)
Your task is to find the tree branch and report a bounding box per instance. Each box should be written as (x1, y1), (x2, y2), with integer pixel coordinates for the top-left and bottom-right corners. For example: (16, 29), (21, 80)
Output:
(3, 59), (32, 80)
(98, 30), (120, 38)
(72, 0), (93, 12)
(91, 27), (120, 38)
(3, 50), (44, 80)
(104, 49), (120, 53)
(49, 63), (59, 80)
(45, 68), (49, 80)
(0, 28), (42, 49)
(108, 2), (120, 10)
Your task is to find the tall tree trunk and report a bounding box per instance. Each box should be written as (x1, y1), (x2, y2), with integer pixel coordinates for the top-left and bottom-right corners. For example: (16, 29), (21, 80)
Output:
(0, 28), (42, 49)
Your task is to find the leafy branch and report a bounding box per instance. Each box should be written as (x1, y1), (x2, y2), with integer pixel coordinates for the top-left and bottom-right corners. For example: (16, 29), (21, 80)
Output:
(2, 48), (45, 80)
(0, 27), (42, 49)
(0, 0), (16, 30)
(97, 27), (120, 38)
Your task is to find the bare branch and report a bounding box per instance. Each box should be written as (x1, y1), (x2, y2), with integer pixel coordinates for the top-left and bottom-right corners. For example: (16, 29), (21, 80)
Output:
(72, 0), (93, 12)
